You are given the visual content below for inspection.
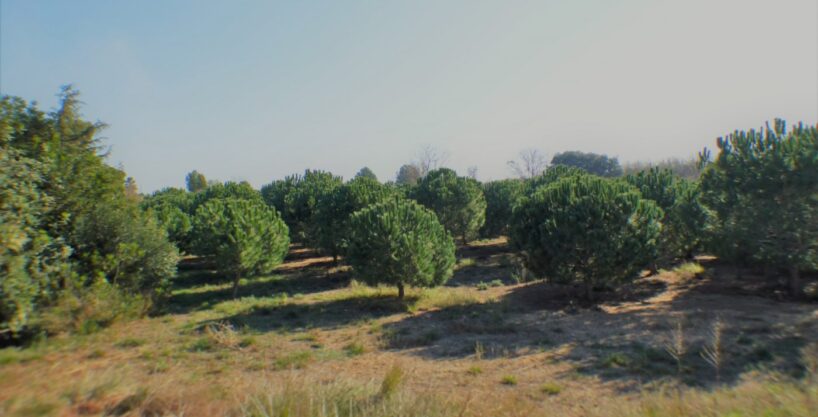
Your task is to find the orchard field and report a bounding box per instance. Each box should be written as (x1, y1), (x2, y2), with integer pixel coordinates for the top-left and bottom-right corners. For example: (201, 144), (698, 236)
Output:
(1, 91), (817, 416)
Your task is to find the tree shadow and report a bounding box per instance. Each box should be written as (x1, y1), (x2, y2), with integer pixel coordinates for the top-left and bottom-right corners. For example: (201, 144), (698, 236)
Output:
(378, 268), (815, 392)
(168, 266), (351, 314)
(201, 293), (419, 333)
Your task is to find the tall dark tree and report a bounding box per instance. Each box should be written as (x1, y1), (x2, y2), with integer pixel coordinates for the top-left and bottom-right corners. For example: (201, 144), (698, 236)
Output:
(551, 151), (623, 177)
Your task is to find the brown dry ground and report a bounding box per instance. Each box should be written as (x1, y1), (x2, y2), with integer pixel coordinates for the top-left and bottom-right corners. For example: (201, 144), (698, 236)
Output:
(1, 238), (816, 416)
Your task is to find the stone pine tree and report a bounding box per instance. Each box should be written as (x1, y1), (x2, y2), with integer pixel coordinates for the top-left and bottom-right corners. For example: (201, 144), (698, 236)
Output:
(346, 198), (455, 299)
(626, 168), (707, 262)
(192, 198), (290, 297)
(185, 170), (208, 193)
(510, 174), (663, 300)
(411, 168), (486, 244)
(700, 120), (817, 295)
(189, 181), (263, 215)
(480, 179), (524, 238)
(313, 176), (396, 261)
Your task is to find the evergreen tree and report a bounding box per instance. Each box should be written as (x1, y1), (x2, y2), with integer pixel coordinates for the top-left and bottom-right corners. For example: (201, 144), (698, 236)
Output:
(700, 120), (818, 295)
(480, 179), (524, 238)
(411, 168), (486, 244)
(346, 198), (455, 298)
(192, 198), (289, 297)
(313, 176), (397, 260)
(510, 174), (663, 300)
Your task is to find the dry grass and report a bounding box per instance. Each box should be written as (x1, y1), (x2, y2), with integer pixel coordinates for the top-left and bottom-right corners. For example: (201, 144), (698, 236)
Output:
(1, 243), (816, 417)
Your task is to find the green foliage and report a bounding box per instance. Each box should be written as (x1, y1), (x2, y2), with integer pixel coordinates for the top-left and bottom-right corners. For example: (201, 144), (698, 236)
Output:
(411, 168), (487, 244)
(395, 164), (421, 186)
(313, 176), (396, 259)
(0, 149), (71, 334)
(523, 165), (587, 196)
(141, 188), (195, 252)
(626, 168), (707, 261)
(185, 170), (207, 192)
(510, 174), (663, 299)
(1, 88), (178, 334)
(192, 198), (289, 296)
(551, 151), (623, 177)
(189, 181), (262, 216)
(354, 166), (377, 181)
(72, 203), (179, 296)
(346, 198), (456, 297)
(700, 120), (818, 294)
(261, 170), (342, 243)
(480, 179), (524, 238)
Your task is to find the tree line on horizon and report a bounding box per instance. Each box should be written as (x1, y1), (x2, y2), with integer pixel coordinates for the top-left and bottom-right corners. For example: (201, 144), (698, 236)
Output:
(2, 88), (816, 339)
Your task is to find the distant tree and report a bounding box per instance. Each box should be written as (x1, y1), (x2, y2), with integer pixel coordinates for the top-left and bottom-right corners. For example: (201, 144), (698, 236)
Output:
(467, 166), (478, 179)
(284, 170), (343, 244)
(480, 179), (525, 238)
(699, 120), (818, 295)
(510, 174), (663, 300)
(412, 168), (486, 244)
(313, 177), (396, 260)
(395, 164), (421, 186)
(355, 167), (378, 181)
(346, 198), (455, 298)
(507, 148), (548, 179)
(124, 177), (140, 201)
(192, 198), (289, 297)
(185, 170), (208, 193)
(622, 157), (701, 180)
(415, 145), (449, 177)
(551, 151), (623, 177)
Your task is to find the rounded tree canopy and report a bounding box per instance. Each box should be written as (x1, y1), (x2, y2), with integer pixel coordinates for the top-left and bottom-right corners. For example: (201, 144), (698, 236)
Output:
(411, 168), (486, 244)
(346, 197), (456, 297)
(510, 174), (663, 299)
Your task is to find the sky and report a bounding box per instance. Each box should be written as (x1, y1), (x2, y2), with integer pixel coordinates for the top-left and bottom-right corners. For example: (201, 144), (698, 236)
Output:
(2, 0), (816, 192)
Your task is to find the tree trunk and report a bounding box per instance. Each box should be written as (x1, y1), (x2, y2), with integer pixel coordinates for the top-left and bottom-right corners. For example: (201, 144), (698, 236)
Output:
(232, 273), (241, 299)
(398, 283), (405, 299)
(461, 235), (468, 246)
(585, 281), (594, 302)
(788, 266), (802, 297)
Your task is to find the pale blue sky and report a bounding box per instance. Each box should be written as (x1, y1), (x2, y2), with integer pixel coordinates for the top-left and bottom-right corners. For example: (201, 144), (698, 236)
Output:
(2, 0), (816, 192)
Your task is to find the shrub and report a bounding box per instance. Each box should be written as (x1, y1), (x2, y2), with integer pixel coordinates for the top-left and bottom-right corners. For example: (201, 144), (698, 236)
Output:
(510, 174), (663, 300)
(480, 179), (524, 238)
(192, 198), (289, 297)
(346, 198), (456, 298)
(700, 120), (817, 295)
(411, 168), (486, 244)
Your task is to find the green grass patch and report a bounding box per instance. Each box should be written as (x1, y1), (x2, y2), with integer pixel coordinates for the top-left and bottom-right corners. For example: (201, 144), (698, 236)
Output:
(500, 375), (518, 385)
(540, 382), (562, 395)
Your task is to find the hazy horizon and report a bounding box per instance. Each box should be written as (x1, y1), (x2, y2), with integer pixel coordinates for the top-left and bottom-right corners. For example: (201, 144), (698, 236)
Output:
(2, 0), (816, 192)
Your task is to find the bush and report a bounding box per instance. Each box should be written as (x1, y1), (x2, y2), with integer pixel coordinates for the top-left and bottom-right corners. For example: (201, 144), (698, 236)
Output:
(313, 176), (396, 260)
(411, 168), (486, 244)
(192, 198), (290, 297)
(480, 179), (524, 238)
(510, 174), (663, 300)
(346, 198), (456, 298)
(700, 120), (818, 294)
